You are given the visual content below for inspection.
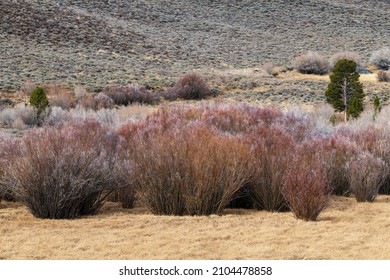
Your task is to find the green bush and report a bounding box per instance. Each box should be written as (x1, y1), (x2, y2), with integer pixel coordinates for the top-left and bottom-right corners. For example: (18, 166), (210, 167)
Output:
(29, 87), (49, 116)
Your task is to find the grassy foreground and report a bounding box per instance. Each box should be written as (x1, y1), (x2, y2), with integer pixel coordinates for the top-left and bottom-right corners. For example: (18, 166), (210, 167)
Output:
(1, 196), (390, 260)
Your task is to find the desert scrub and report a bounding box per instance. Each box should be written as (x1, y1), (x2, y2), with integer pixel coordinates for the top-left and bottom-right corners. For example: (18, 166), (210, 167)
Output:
(377, 71), (390, 82)
(119, 119), (252, 216)
(292, 51), (329, 75)
(370, 47), (390, 70)
(172, 72), (211, 100)
(243, 126), (295, 212)
(283, 145), (331, 221)
(348, 152), (388, 202)
(0, 136), (22, 201)
(329, 51), (362, 69)
(102, 83), (159, 105)
(0, 120), (124, 219)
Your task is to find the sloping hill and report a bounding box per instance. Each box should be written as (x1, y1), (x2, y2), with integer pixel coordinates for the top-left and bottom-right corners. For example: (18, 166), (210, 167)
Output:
(0, 0), (389, 90)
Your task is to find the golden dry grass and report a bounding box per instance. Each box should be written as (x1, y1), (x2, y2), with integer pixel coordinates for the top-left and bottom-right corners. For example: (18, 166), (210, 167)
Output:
(281, 71), (379, 83)
(1, 196), (390, 260)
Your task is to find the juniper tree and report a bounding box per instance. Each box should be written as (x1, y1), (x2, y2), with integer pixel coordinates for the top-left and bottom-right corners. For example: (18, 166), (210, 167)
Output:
(325, 59), (364, 122)
(29, 86), (49, 116)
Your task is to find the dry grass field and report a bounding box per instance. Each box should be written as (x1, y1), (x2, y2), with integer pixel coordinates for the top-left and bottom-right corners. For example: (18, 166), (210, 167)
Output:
(1, 196), (390, 260)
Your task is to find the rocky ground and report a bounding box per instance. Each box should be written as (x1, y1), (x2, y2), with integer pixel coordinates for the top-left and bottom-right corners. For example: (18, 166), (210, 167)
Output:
(0, 0), (389, 103)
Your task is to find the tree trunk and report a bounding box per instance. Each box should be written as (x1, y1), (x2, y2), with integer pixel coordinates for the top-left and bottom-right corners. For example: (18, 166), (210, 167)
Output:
(342, 78), (348, 122)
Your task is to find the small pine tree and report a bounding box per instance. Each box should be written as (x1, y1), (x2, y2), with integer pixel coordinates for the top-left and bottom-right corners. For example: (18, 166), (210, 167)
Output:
(29, 87), (49, 116)
(325, 59), (365, 122)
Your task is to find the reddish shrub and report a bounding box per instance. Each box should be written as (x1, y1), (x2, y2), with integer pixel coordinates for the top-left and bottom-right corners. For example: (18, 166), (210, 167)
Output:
(283, 148), (331, 221)
(201, 104), (283, 135)
(42, 83), (76, 109)
(120, 122), (251, 215)
(1, 121), (125, 219)
(243, 126), (295, 212)
(175, 73), (211, 100)
(102, 83), (159, 105)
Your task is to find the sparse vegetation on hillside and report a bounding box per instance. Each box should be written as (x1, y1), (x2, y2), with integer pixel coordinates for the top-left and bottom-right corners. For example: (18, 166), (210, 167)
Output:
(1, 0), (389, 91)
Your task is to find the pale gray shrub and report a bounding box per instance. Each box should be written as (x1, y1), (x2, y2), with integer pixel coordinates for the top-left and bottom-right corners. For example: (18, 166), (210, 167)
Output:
(370, 47), (390, 70)
(292, 51), (330, 75)
(329, 51), (362, 69)
(0, 104), (41, 128)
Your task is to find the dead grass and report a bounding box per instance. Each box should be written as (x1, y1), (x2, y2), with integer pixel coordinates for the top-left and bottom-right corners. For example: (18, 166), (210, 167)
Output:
(1, 196), (390, 260)
(282, 71), (379, 83)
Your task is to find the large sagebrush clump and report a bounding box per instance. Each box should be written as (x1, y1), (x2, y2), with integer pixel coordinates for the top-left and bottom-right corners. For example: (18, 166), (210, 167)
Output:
(1, 120), (125, 219)
(292, 51), (329, 75)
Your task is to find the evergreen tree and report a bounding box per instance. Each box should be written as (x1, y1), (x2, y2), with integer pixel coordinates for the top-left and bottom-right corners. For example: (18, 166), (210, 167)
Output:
(29, 87), (49, 116)
(325, 59), (364, 122)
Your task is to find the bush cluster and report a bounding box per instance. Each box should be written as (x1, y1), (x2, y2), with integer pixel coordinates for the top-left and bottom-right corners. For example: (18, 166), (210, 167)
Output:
(0, 120), (129, 219)
(3, 74), (211, 130)
(2, 102), (390, 221)
(102, 83), (159, 105)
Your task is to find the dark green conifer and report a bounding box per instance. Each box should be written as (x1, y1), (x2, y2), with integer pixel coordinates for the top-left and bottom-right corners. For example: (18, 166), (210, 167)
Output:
(325, 59), (364, 122)
(29, 87), (49, 116)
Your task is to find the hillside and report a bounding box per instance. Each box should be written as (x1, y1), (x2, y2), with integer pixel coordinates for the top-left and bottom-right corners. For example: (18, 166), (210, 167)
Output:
(1, 0), (389, 91)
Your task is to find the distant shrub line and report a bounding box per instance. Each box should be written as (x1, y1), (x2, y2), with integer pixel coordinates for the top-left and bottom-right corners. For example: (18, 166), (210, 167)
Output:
(292, 47), (390, 75)
(2, 103), (390, 221)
